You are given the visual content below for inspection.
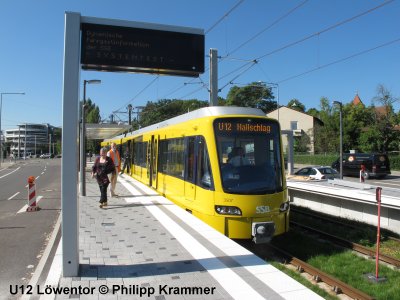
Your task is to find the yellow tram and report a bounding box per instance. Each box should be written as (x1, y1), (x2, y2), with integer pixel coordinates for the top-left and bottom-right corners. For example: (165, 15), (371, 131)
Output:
(101, 106), (289, 243)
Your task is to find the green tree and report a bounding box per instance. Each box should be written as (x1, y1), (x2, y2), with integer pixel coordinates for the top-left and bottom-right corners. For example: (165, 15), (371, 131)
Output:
(341, 103), (374, 152)
(287, 99), (305, 112)
(360, 84), (400, 152)
(83, 98), (102, 154)
(306, 107), (319, 118)
(225, 82), (276, 113)
(139, 99), (208, 127)
(294, 133), (310, 153)
(53, 127), (62, 154)
(314, 97), (338, 154)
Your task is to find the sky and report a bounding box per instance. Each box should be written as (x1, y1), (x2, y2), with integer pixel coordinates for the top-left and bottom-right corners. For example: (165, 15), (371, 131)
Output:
(0, 0), (399, 130)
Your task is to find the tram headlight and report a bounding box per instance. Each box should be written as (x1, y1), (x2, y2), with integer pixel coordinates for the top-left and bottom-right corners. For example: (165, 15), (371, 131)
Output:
(215, 205), (242, 216)
(279, 201), (290, 212)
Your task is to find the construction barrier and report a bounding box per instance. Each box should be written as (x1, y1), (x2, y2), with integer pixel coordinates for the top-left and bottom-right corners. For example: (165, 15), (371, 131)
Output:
(27, 176), (39, 212)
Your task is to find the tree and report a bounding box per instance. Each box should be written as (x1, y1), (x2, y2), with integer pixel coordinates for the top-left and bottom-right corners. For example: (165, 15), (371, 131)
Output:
(313, 97), (338, 153)
(53, 127), (62, 154)
(342, 103), (374, 152)
(225, 82), (276, 113)
(83, 98), (102, 154)
(306, 107), (319, 118)
(139, 99), (208, 127)
(361, 84), (400, 152)
(287, 99), (305, 112)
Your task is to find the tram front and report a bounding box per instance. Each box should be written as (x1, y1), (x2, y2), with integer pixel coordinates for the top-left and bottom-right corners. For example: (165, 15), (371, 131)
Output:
(212, 117), (289, 243)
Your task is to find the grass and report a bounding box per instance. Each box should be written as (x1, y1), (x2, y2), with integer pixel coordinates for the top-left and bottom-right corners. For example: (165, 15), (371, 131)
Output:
(290, 206), (400, 260)
(271, 262), (339, 300)
(272, 230), (400, 300)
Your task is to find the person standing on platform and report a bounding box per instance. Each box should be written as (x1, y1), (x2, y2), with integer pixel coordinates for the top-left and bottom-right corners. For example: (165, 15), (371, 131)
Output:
(107, 142), (121, 197)
(120, 148), (130, 175)
(91, 147), (115, 208)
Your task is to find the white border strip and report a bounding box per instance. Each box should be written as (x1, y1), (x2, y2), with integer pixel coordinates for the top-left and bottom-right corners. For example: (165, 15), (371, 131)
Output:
(119, 177), (323, 300)
(119, 179), (264, 300)
(21, 214), (61, 300)
(39, 240), (63, 300)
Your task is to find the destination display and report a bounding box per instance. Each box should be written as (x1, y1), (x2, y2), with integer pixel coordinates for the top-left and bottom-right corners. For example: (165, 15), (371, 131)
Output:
(214, 119), (273, 134)
(81, 22), (204, 76)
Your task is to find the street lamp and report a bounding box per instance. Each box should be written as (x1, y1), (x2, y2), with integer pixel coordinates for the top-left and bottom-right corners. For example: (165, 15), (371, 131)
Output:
(80, 79), (101, 196)
(333, 101), (343, 179)
(0, 92), (25, 167)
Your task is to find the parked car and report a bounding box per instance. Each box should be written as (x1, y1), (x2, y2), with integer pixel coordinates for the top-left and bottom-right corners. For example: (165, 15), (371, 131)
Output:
(40, 153), (54, 159)
(332, 153), (391, 179)
(288, 166), (340, 181)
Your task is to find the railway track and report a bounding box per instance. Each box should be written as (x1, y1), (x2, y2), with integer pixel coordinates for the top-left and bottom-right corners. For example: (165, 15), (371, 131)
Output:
(290, 221), (400, 268)
(244, 242), (375, 300)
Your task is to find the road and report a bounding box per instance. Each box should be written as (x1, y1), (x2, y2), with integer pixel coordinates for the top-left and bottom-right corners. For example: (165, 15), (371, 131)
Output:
(0, 159), (61, 298)
(338, 173), (400, 190)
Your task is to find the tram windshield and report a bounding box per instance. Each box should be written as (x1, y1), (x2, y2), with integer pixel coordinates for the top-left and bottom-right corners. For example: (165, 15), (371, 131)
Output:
(214, 117), (283, 194)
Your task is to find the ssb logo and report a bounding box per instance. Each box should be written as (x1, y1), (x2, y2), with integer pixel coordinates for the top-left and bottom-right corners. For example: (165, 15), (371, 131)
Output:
(256, 206), (270, 214)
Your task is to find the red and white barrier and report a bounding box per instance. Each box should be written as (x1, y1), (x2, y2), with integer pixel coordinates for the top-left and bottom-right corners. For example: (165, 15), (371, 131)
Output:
(27, 176), (40, 212)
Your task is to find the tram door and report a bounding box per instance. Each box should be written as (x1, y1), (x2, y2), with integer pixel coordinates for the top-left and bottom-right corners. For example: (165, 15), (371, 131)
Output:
(151, 135), (158, 189)
(184, 137), (196, 202)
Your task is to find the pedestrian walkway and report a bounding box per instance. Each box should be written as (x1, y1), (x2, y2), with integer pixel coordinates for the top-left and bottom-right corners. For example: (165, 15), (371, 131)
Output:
(41, 173), (322, 300)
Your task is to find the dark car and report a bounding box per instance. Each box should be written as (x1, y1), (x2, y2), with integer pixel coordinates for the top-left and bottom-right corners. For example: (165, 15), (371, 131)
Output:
(332, 153), (391, 179)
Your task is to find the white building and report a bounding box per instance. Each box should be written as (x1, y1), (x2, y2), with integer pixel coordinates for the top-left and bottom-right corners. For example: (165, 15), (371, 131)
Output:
(5, 123), (55, 157)
(267, 106), (323, 154)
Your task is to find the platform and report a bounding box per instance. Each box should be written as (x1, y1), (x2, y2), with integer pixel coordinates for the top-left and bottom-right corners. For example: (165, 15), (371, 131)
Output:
(39, 174), (322, 299)
(287, 179), (400, 234)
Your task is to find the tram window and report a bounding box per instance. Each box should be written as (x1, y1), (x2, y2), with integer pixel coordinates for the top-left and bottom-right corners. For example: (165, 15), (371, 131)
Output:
(214, 118), (283, 194)
(132, 140), (147, 167)
(186, 137), (195, 182)
(158, 138), (184, 178)
(197, 137), (213, 189)
(159, 140), (168, 172)
(142, 143), (147, 167)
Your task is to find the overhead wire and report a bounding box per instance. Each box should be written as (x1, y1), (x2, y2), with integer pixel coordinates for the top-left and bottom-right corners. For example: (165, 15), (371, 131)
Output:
(161, 0), (246, 100)
(175, 0), (309, 99)
(118, 0), (395, 112)
(111, 76), (159, 114)
(211, 0), (396, 92)
(277, 37), (400, 84)
(255, 0), (394, 61)
(205, 0), (245, 34)
(225, 0), (309, 57)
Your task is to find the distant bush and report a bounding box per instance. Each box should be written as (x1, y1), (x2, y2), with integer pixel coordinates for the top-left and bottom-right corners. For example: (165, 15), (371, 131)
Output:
(389, 155), (400, 170)
(293, 154), (338, 166)
(292, 153), (399, 171)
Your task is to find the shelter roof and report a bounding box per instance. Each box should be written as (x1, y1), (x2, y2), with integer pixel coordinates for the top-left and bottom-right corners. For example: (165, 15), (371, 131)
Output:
(86, 123), (131, 140)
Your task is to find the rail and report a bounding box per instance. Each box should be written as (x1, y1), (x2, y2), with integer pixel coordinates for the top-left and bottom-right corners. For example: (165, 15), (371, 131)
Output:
(290, 221), (400, 268)
(267, 244), (375, 300)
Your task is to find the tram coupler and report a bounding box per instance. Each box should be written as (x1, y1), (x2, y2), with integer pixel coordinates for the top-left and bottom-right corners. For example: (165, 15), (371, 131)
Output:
(252, 222), (275, 244)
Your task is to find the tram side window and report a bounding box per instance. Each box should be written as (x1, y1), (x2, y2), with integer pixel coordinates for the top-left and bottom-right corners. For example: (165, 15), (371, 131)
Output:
(133, 142), (139, 165)
(197, 137), (213, 189)
(186, 137), (195, 182)
(141, 143), (147, 167)
(159, 138), (184, 178)
(133, 141), (147, 167)
(159, 140), (168, 173)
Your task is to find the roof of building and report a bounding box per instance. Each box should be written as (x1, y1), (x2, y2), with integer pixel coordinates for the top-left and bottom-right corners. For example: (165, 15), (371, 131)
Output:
(352, 94), (364, 106)
(267, 106), (324, 125)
